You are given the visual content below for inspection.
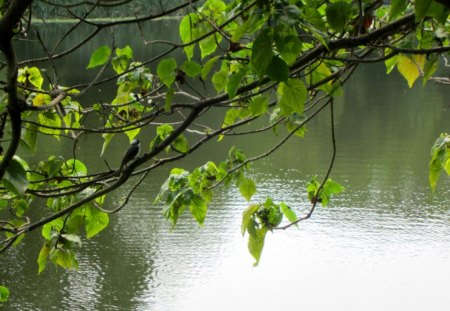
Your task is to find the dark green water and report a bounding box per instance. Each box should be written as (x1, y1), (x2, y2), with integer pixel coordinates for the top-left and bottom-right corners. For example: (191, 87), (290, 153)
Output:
(1, 20), (450, 310)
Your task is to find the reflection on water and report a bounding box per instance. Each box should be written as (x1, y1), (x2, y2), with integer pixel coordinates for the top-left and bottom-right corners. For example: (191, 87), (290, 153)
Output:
(2, 21), (450, 311)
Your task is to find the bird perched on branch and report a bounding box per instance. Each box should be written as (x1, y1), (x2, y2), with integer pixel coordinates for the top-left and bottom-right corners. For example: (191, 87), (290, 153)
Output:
(119, 139), (140, 171)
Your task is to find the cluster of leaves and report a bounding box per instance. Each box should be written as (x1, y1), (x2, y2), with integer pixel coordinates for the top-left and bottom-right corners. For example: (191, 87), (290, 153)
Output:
(240, 177), (344, 265)
(429, 134), (450, 191)
(155, 147), (256, 227)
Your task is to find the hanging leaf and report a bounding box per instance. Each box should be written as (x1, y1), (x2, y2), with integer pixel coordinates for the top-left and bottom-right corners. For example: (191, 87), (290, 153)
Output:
(396, 54), (421, 88)
(248, 227), (267, 266)
(251, 28), (273, 78)
(2, 158), (28, 195)
(86, 45), (111, 69)
(157, 58), (177, 88)
(415, 0), (432, 21)
(326, 1), (352, 32)
(277, 78), (307, 116)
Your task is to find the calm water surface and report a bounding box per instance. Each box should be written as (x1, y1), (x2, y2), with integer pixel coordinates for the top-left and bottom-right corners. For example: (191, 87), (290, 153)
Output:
(1, 21), (450, 310)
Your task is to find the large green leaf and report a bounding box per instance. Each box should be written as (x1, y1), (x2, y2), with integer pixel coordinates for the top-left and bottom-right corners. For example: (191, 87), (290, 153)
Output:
(415, 0), (432, 21)
(37, 243), (50, 275)
(389, 0), (407, 20)
(157, 58), (177, 88)
(84, 207), (109, 238)
(0, 286), (9, 303)
(325, 1), (352, 32)
(227, 69), (247, 99)
(180, 60), (202, 77)
(280, 202), (298, 223)
(87, 45), (111, 69)
(248, 227), (267, 266)
(189, 195), (208, 225)
(112, 45), (133, 74)
(266, 56), (289, 83)
(238, 176), (256, 201)
(2, 158), (28, 195)
(241, 204), (260, 236)
(251, 28), (273, 78)
(277, 78), (307, 116)
(396, 54), (423, 88)
(179, 13), (200, 59)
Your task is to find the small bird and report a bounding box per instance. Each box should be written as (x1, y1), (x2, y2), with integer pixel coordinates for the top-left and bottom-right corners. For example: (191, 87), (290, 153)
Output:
(119, 139), (140, 171)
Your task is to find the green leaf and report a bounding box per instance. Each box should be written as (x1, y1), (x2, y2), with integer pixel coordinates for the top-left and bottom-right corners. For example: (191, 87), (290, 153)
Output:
(180, 60), (202, 77)
(22, 123), (38, 151)
(227, 69), (246, 99)
(251, 28), (273, 78)
(415, 0), (432, 21)
(277, 78), (307, 116)
(248, 227), (267, 266)
(212, 69), (228, 92)
(165, 87), (175, 113)
(173, 134), (189, 153)
(18, 67), (44, 89)
(275, 35), (302, 66)
(50, 248), (78, 270)
(84, 207), (109, 238)
(389, 0), (407, 20)
(2, 158), (28, 195)
(63, 159), (87, 177)
(37, 243), (50, 275)
(396, 54), (421, 88)
(266, 56), (289, 83)
(101, 133), (115, 156)
(189, 195), (208, 225)
(157, 58), (177, 88)
(280, 202), (298, 223)
(429, 138), (446, 191)
(38, 112), (61, 138)
(0, 286), (9, 303)
(201, 56), (220, 80)
(87, 45), (111, 69)
(326, 1), (352, 32)
(241, 204), (260, 236)
(200, 33), (221, 59)
(238, 177), (256, 201)
(249, 95), (269, 116)
(179, 13), (199, 60)
(125, 127), (140, 142)
(112, 45), (133, 74)
(61, 233), (82, 246)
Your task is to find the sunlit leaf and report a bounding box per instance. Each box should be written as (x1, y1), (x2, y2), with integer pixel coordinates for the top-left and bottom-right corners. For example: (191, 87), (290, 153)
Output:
(238, 176), (256, 201)
(227, 69), (246, 99)
(0, 286), (9, 303)
(189, 195), (207, 225)
(241, 204), (260, 236)
(84, 207), (109, 238)
(180, 60), (202, 77)
(87, 45), (111, 69)
(396, 54), (420, 88)
(157, 58), (177, 88)
(280, 202), (298, 223)
(201, 56), (220, 80)
(248, 227), (267, 266)
(277, 78), (307, 116)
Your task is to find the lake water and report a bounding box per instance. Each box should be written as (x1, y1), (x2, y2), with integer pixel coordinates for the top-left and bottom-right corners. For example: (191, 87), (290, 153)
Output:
(1, 21), (450, 310)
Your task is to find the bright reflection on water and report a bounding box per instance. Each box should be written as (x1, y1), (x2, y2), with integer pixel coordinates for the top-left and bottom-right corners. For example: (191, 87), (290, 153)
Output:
(2, 21), (450, 310)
